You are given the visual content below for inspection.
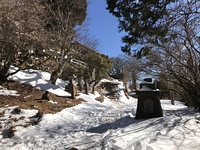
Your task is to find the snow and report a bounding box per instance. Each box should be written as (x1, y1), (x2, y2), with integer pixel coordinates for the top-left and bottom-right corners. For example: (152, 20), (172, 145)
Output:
(0, 89), (20, 96)
(138, 85), (159, 91)
(1, 67), (200, 150)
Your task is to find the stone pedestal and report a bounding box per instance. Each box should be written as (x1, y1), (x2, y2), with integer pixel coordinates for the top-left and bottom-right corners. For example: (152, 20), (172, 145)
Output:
(135, 86), (163, 119)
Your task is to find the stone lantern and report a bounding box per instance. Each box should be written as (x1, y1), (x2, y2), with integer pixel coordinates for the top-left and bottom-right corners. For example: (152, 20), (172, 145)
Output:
(135, 85), (163, 119)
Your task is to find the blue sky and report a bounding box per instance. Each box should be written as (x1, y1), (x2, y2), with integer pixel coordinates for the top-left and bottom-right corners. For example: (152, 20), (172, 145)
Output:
(87, 0), (125, 57)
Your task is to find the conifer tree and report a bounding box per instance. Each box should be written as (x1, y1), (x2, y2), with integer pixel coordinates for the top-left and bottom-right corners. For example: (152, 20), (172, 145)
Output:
(106, 0), (177, 55)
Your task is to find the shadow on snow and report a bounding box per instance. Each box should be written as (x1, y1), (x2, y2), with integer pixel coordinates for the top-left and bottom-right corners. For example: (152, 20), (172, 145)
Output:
(86, 108), (199, 134)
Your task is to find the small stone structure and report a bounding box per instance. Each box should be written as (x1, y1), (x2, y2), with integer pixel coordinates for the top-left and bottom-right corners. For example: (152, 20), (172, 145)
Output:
(100, 82), (120, 99)
(135, 85), (163, 119)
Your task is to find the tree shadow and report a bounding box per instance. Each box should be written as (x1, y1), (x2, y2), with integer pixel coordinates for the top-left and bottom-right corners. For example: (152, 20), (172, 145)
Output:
(86, 115), (156, 134)
(86, 108), (199, 135)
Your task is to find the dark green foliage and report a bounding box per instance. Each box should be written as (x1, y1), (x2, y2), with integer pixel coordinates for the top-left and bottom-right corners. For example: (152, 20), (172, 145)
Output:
(83, 53), (113, 93)
(85, 54), (113, 81)
(106, 0), (176, 55)
(133, 46), (152, 59)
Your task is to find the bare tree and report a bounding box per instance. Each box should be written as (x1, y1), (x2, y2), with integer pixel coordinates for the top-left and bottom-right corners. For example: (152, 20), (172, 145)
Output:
(76, 28), (101, 50)
(109, 55), (142, 90)
(41, 0), (87, 84)
(145, 0), (200, 109)
(109, 56), (126, 80)
(0, 0), (46, 83)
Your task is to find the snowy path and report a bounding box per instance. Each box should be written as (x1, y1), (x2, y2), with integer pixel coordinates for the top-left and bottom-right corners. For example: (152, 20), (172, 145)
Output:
(2, 67), (200, 150)
(2, 98), (200, 150)
(2, 97), (136, 150)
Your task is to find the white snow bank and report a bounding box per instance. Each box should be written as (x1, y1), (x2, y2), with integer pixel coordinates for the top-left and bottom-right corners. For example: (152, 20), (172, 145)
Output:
(0, 67), (200, 150)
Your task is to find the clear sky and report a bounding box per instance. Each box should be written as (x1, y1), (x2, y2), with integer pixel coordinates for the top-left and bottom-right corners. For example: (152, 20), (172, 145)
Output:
(87, 0), (125, 57)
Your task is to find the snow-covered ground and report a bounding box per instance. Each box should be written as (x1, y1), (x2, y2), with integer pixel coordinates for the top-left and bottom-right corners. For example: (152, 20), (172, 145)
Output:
(1, 67), (200, 150)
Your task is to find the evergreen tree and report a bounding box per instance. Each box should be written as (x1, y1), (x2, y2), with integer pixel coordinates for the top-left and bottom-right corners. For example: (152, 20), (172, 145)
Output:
(84, 54), (113, 94)
(106, 0), (176, 55)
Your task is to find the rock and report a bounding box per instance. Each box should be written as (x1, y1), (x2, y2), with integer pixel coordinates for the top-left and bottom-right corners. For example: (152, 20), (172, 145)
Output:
(11, 107), (21, 114)
(29, 110), (43, 125)
(2, 126), (15, 138)
(70, 148), (78, 150)
(36, 110), (43, 121)
(41, 91), (52, 101)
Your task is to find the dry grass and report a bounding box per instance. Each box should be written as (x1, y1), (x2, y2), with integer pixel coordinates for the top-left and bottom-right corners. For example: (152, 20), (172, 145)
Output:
(0, 81), (85, 114)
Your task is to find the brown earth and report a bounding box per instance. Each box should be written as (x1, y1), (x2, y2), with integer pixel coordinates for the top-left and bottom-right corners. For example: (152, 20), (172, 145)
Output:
(0, 81), (85, 114)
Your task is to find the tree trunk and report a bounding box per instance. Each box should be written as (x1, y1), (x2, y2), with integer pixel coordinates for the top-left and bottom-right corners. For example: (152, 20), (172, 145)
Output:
(198, 101), (200, 112)
(84, 80), (89, 95)
(170, 91), (175, 105)
(70, 78), (76, 100)
(92, 86), (95, 94)
(198, 92), (200, 112)
(50, 62), (66, 84)
(77, 78), (83, 92)
(91, 83), (96, 94)
(0, 73), (7, 84)
(0, 65), (10, 84)
(131, 71), (137, 90)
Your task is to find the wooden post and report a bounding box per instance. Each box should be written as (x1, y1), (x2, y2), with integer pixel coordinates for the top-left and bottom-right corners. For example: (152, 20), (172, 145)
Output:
(84, 80), (89, 95)
(69, 78), (76, 100)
